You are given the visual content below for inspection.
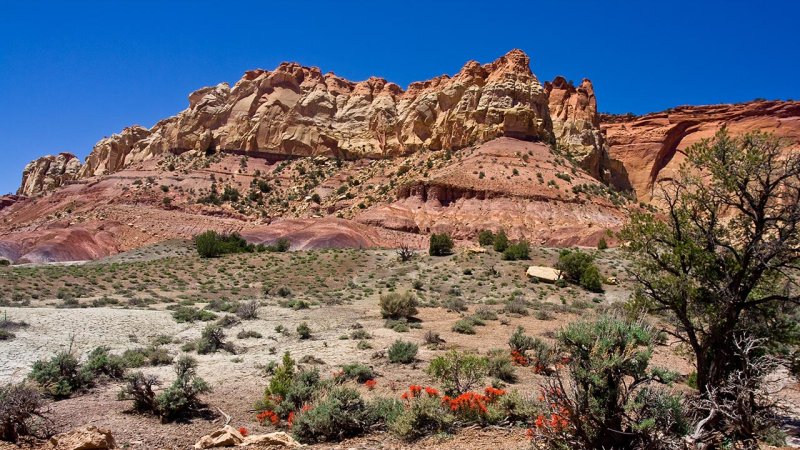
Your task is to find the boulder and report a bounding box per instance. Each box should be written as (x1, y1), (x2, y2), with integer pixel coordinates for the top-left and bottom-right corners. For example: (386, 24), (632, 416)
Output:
(47, 425), (116, 450)
(526, 266), (561, 283)
(194, 425), (244, 449)
(241, 432), (301, 448)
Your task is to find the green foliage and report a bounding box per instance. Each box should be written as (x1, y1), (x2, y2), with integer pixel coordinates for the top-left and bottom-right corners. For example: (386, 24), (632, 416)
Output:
(292, 387), (372, 443)
(390, 395), (455, 441)
(194, 231), (253, 258)
(83, 346), (126, 379)
(556, 249), (603, 292)
(379, 291), (418, 319)
(297, 322), (311, 340)
(597, 237), (608, 250)
(502, 241), (530, 261)
(387, 340), (418, 364)
(492, 230), (509, 252)
(533, 316), (685, 449)
(427, 350), (488, 395)
(196, 324), (232, 354)
(29, 351), (91, 399)
(428, 233), (454, 256)
(265, 352), (296, 399)
(340, 363), (375, 383)
(478, 230), (495, 246)
(486, 349), (516, 383)
(172, 306), (218, 323)
(451, 319), (475, 334)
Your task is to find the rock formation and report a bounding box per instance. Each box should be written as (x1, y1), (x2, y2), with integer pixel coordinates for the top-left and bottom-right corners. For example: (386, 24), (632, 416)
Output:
(545, 76), (609, 179)
(601, 100), (800, 200)
(18, 153), (82, 196)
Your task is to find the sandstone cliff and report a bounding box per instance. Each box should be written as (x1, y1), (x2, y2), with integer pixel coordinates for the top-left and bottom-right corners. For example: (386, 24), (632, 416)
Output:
(17, 152), (82, 196)
(601, 100), (800, 200)
(20, 50), (612, 195)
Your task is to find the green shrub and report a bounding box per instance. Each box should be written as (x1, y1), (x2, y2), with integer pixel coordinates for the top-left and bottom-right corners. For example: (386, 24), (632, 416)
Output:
(388, 340), (418, 364)
(579, 264), (604, 293)
(194, 231), (253, 258)
(492, 230), (509, 252)
(452, 319), (475, 334)
(379, 291), (418, 319)
(478, 230), (495, 246)
(428, 233), (454, 256)
(502, 241), (530, 261)
(533, 316), (686, 449)
(172, 306), (217, 323)
(486, 349), (516, 383)
(197, 325), (233, 354)
(264, 352), (295, 400)
(427, 350), (488, 395)
(340, 363), (375, 383)
(366, 397), (404, 426)
(390, 395), (455, 441)
(83, 346), (126, 379)
(297, 322), (312, 340)
(266, 238), (291, 252)
(292, 387), (372, 443)
(597, 237), (608, 250)
(29, 352), (91, 399)
(237, 330), (262, 339)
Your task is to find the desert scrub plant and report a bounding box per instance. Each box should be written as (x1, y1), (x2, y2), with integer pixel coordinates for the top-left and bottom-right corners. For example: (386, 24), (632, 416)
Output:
(390, 393), (455, 440)
(486, 349), (516, 383)
(296, 322), (312, 339)
(428, 233), (454, 256)
(387, 340), (418, 364)
(171, 306), (217, 323)
(492, 229), (509, 252)
(478, 230), (495, 246)
(0, 383), (46, 442)
(427, 351), (488, 395)
(502, 241), (530, 261)
(379, 291), (418, 319)
(292, 387), (373, 443)
(237, 330), (262, 339)
(194, 231), (254, 258)
(119, 356), (210, 422)
(451, 318), (475, 334)
(196, 324), (234, 354)
(508, 326), (553, 372)
(555, 249), (604, 292)
(236, 299), (259, 319)
(530, 316), (687, 449)
(339, 363), (375, 383)
(29, 351), (91, 399)
(83, 346), (126, 379)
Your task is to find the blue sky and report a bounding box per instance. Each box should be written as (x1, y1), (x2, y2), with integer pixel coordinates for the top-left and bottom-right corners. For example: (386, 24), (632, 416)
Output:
(1, 0), (798, 195)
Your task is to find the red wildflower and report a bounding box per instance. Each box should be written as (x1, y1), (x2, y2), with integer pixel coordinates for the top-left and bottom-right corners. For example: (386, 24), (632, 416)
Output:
(301, 404), (312, 412)
(525, 428), (534, 439)
(287, 411), (295, 428)
(409, 385), (423, 397)
(484, 386), (506, 400)
(510, 350), (530, 366)
(256, 410), (279, 426)
(424, 386), (439, 397)
(446, 392), (489, 416)
(364, 379), (377, 390)
(535, 414), (545, 428)
(238, 427), (248, 437)
(401, 391), (409, 400)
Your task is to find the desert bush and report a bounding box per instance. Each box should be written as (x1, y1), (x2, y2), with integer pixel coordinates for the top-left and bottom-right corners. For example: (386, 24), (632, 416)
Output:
(292, 387), (372, 443)
(0, 383), (46, 442)
(236, 299), (259, 320)
(502, 241), (530, 261)
(194, 231), (253, 258)
(478, 230), (495, 246)
(579, 264), (603, 293)
(423, 330), (444, 346)
(443, 297), (466, 312)
(530, 316), (686, 449)
(172, 306), (217, 323)
(473, 305), (498, 321)
(120, 356), (211, 422)
(297, 322), (312, 340)
(504, 299), (529, 315)
(197, 324), (233, 354)
(597, 237), (608, 250)
(486, 349), (516, 383)
(350, 329), (371, 340)
(379, 291), (418, 319)
(427, 351), (488, 395)
(29, 351), (91, 399)
(0, 330), (14, 341)
(237, 330), (262, 339)
(428, 233), (454, 256)
(451, 319), (475, 334)
(340, 363), (375, 383)
(264, 238), (291, 252)
(366, 397), (404, 426)
(388, 340), (418, 364)
(508, 326), (552, 371)
(216, 314), (241, 329)
(492, 230), (509, 252)
(83, 346), (126, 379)
(275, 286), (292, 298)
(120, 346), (173, 368)
(390, 394), (455, 441)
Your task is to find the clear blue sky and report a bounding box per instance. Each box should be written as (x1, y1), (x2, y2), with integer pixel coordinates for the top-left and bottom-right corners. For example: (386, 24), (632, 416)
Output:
(1, 0), (798, 195)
